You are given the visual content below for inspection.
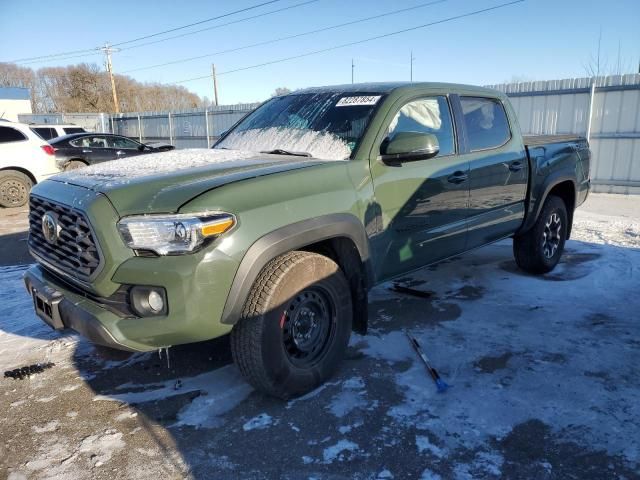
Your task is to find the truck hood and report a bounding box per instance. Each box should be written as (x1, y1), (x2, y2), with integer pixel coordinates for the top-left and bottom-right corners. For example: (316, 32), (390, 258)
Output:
(49, 148), (332, 215)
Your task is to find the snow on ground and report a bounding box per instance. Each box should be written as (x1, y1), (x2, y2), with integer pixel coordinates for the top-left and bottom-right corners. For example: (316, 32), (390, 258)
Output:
(1, 193), (639, 479)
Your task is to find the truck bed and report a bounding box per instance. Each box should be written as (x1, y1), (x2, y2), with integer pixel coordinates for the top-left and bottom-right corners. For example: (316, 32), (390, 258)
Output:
(523, 134), (585, 147)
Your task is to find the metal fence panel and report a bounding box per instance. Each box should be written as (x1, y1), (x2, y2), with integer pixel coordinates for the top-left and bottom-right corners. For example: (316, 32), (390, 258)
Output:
(490, 74), (640, 193)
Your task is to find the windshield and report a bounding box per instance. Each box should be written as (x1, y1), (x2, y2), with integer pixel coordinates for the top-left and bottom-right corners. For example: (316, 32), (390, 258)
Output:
(215, 92), (384, 160)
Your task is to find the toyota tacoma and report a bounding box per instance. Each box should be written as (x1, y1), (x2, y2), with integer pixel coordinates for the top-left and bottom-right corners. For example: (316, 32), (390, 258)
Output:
(24, 83), (590, 398)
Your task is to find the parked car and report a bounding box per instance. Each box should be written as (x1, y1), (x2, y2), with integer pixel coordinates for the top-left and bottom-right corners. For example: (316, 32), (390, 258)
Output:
(49, 133), (175, 170)
(24, 82), (590, 398)
(30, 124), (86, 141)
(0, 122), (60, 207)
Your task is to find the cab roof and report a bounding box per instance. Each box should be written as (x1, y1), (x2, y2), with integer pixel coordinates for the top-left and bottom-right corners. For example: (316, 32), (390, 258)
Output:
(294, 81), (502, 97)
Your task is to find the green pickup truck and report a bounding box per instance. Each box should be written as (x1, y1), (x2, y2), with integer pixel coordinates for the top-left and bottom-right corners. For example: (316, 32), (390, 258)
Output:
(24, 82), (590, 398)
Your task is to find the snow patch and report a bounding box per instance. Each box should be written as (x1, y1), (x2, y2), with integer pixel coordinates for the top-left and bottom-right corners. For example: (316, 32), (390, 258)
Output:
(242, 413), (273, 431)
(93, 365), (252, 428)
(322, 439), (359, 463)
(57, 148), (258, 181)
(217, 127), (352, 161)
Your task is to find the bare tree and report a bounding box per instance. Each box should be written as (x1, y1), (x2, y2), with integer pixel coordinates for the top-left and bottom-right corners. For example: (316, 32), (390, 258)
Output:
(0, 62), (205, 113)
(271, 87), (291, 97)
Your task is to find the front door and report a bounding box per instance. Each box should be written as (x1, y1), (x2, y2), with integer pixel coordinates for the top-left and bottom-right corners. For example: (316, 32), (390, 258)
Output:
(370, 95), (470, 281)
(107, 136), (144, 160)
(458, 96), (528, 248)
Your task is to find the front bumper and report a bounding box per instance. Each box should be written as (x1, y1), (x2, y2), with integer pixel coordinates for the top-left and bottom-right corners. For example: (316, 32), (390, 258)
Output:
(24, 266), (135, 351)
(24, 245), (240, 351)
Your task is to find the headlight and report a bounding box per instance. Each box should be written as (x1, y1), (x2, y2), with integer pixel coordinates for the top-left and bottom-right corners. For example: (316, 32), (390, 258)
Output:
(117, 212), (235, 255)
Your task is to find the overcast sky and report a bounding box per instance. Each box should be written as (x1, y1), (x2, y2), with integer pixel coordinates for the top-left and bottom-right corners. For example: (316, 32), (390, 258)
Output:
(1, 0), (638, 104)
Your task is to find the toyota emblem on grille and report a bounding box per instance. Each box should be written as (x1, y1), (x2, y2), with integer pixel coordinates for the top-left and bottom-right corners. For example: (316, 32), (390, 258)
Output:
(42, 212), (60, 245)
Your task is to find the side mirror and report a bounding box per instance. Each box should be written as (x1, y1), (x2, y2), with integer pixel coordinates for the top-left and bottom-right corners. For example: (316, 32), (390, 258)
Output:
(380, 132), (439, 163)
(138, 144), (146, 151)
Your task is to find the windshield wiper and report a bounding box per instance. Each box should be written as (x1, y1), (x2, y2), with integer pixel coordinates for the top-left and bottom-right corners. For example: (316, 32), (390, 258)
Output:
(261, 149), (312, 157)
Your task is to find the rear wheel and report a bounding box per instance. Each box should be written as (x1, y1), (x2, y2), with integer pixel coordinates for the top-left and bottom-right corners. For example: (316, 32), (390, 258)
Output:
(231, 251), (352, 399)
(0, 170), (32, 208)
(513, 194), (568, 273)
(64, 160), (87, 170)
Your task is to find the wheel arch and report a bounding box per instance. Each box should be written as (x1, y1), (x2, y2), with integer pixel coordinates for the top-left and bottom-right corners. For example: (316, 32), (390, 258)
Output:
(520, 174), (577, 238)
(221, 213), (372, 334)
(0, 166), (37, 185)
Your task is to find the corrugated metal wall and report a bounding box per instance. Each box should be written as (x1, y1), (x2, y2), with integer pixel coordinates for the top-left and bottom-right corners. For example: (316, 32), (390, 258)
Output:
(489, 74), (640, 194)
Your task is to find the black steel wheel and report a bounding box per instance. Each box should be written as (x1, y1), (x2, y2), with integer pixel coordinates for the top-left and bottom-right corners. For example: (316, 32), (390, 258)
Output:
(231, 251), (352, 399)
(281, 286), (336, 368)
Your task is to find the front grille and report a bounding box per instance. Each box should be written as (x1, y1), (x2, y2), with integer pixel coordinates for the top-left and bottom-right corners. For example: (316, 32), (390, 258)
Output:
(28, 195), (102, 282)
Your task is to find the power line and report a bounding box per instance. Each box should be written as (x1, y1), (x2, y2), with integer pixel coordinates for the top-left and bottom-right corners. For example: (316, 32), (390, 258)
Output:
(173, 0), (525, 84)
(123, 0), (446, 74)
(7, 0), (284, 64)
(112, 0), (283, 47)
(118, 0), (320, 53)
(19, 51), (103, 66)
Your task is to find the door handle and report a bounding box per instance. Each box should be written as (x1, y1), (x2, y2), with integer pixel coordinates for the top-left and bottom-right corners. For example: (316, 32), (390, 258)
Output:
(116, 150), (125, 156)
(82, 149), (92, 153)
(447, 171), (468, 184)
(509, 161), (524, 172)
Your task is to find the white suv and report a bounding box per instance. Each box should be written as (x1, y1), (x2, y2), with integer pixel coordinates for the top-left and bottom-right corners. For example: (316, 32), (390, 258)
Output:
(30, 124), (86, 141)
(0, 122), (61, 208)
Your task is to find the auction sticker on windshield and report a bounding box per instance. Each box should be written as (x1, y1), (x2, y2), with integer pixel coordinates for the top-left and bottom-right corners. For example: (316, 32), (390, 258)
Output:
(335, 95), (381, 107)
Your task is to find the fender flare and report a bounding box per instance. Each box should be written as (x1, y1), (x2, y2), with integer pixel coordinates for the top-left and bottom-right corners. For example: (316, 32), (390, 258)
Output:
(220, 213), (372, 325)
(519, 172), (577, 235)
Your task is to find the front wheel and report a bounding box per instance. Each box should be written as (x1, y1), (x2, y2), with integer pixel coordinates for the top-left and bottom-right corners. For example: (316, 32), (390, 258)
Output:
(513, 194), (568, 274)
(0, 170), (32, 208)
(231, 251), (352, 399)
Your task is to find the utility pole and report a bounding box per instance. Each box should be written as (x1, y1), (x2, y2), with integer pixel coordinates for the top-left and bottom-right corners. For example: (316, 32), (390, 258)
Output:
(351, 58), (355, 84)
(100, 43), (120, 113)
(211, 64), (219, 107)
(410, 51), (415, 82)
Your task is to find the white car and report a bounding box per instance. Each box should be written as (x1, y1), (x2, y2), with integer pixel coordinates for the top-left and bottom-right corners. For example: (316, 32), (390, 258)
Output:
(30, 124), (86, 141)
(0, 122), (61, 208)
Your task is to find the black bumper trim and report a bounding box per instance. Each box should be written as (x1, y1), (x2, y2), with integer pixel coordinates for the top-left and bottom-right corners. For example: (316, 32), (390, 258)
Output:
(24, 268), (139, 352)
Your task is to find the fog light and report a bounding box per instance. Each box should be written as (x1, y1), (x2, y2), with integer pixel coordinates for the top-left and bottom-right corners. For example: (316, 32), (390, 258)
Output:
(130, 286), (167, 317)
(148, 291), (164, 312)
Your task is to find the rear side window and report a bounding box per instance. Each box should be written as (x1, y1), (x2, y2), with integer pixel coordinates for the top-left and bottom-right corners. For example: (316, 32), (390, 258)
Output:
(31, 127), (57, 140)
(63, 127), (85, 134)
(0, 126), (27, 143)
(70, 136), (108, 148)
(460, 97), (511, 151)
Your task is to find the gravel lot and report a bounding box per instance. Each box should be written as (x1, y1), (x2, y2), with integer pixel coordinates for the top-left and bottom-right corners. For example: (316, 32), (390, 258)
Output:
(1, 194), (639, 479)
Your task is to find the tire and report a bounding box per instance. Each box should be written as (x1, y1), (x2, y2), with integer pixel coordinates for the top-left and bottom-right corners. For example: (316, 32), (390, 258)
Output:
(65, 160), (87, 170)
(231, 251), (353, 399)
(513, 194), (568, 274)
(0, 170), (32, 208)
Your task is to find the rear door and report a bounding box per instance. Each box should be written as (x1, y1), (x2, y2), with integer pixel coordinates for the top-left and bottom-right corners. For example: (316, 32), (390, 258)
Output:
(458, 96), (528, 248)
(369, 94), (470, 281)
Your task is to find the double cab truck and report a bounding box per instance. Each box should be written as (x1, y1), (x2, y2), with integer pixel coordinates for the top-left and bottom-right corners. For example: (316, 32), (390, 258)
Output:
(24, 83), (590, 398)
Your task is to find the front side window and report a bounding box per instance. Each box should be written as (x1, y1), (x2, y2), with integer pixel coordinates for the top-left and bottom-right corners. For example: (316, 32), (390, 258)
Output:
(0, 126), (27, 143)
(215, 92), (384, 160)
(109, 136), (141, 149)
(70, 136), (108, 148)
(460, 97), (511, 151)
(387, 96), (456, 157)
